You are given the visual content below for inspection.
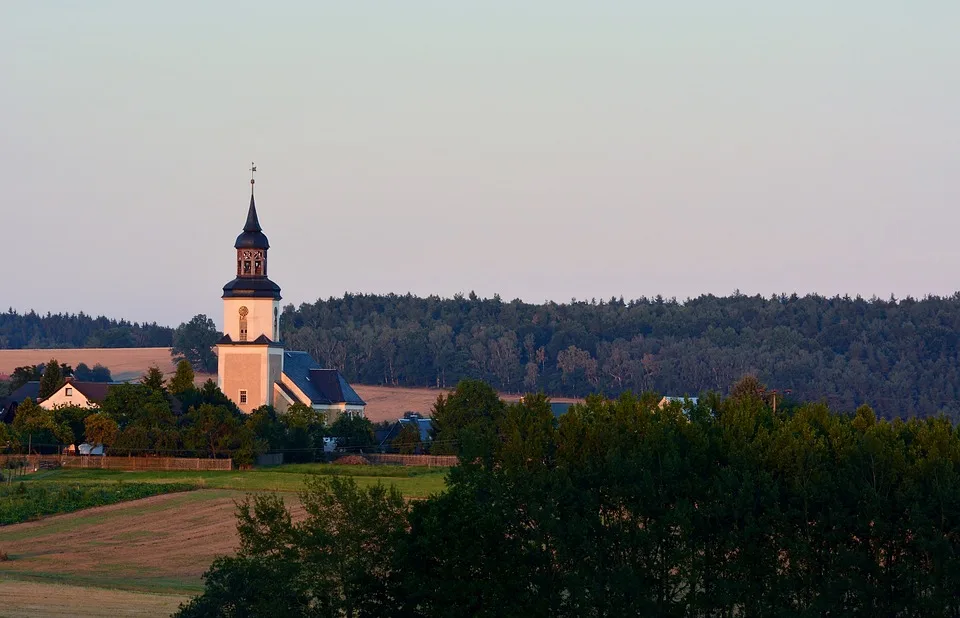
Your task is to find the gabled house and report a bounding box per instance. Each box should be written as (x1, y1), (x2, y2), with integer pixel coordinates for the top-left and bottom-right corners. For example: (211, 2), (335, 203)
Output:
(40, 378), (115, 410)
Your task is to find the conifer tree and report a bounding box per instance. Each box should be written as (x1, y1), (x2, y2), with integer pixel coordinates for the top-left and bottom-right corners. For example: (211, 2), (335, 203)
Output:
(37, 359), (63, 399)
(169, 360), (196, 395)
(140, 365), (166, 391)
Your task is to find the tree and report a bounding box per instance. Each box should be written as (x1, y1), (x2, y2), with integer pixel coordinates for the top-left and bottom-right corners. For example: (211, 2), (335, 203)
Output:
(140, 365), (166, 391)
(279, 403), (327, 462)
(55, 405), (94, 452)
(12, 398), (72, 449)
(74, 362), (113, 382)
(9, 365), (42, 391)
(183, 403), (249, 463)
(84, 413), (119, 448)
(172, 314), (220, 373)
(37, 359), (64, 399)
(101, 383), (175, 431)
(391, 422), (420, 454)
(175, 379), (238, 416)
(430, 379), (505, 458)
(328, 414), (374, 451)
(169, 360), (196, 395)
(176, 475), (408, 618)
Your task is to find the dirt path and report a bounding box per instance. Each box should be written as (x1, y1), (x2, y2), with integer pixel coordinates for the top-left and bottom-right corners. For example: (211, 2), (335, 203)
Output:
(0, 580), (189, 617)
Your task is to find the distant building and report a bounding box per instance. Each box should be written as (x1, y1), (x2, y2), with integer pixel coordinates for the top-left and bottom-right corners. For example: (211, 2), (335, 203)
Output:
(658, 396), (699, 408)
(215, 168), (365, 419)
(0, 381), (40, 424)
(378, 412), (435, 450)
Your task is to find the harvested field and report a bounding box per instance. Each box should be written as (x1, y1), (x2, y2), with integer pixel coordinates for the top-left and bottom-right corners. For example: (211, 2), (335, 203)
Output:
(0, 580), (189, 617)
(0, 347), (213, 384)
(353, 384), (580, 423)
(352, 384), (448, 422)
(0, 489), (293, 595)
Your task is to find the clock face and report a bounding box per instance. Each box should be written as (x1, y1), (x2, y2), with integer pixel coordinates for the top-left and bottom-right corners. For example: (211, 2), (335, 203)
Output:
(238, 306), (249, 317)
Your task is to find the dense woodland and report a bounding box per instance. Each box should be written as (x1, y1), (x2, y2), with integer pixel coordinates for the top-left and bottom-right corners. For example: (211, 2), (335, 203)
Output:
(9, 291), (960, 420)
(281, 292), (960, 419)
(0, 309), (171, 348)
(177, 379), (960, 617)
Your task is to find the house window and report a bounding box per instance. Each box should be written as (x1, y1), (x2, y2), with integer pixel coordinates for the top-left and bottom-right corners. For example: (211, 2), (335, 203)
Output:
(65, 387), (73, 396)
(239, 390), (248, 405)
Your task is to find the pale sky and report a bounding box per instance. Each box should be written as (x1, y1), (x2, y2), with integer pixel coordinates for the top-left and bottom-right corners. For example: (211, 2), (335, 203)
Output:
(2, 2), (958, 329)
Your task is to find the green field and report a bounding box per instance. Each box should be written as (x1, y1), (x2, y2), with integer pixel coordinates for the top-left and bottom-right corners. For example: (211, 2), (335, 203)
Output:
(18, 462), (449, 498)
(0, 481), (194, 525)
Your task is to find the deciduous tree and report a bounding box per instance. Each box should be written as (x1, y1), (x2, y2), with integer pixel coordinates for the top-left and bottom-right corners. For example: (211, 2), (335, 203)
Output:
(172, 314), (220, 373)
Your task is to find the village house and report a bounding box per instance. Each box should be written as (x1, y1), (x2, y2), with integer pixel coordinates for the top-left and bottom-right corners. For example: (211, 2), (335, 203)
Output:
(39, 378), (114, 409)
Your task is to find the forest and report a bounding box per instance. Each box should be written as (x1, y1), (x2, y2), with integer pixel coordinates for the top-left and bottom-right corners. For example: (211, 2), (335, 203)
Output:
(0, 309), (171, 348)
(280, 292), (960, 419)
(8, 290), (960, 420)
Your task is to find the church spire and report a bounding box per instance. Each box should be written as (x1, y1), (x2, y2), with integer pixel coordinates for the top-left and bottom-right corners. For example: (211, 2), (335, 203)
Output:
(234, 162), (270, 250)
(244, 162), (262, 233)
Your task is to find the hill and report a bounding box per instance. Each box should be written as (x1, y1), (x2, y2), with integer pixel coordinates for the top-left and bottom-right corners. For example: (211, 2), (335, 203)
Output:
(280, 292), (960, 419)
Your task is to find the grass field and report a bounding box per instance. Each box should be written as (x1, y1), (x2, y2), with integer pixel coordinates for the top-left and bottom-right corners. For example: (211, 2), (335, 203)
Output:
(0, 463), (449, 615)
(19, 463), (449, 498)
(0, 481), (193, 525)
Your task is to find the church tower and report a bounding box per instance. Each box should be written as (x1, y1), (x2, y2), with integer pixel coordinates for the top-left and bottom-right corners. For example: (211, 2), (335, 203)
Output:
(217, 164), (284, 413)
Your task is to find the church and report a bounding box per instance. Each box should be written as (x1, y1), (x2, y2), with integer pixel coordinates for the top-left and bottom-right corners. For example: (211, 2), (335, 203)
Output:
(216, 168), (365, 421)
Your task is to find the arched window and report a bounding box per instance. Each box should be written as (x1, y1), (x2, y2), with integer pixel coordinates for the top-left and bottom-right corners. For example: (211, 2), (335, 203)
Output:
(239, 306), (249, 342)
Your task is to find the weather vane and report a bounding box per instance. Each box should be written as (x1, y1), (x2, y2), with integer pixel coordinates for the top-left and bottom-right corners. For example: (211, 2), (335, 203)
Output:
(250, 162), (257, 189)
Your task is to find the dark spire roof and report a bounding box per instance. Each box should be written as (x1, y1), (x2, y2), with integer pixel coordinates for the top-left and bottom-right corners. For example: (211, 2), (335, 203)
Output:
(244, 193), (262, 232)
(234, 181), (270, 249)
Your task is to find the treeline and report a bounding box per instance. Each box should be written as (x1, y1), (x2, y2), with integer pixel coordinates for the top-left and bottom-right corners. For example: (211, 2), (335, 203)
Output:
(0, 309), (172, 348)
(177, 379), (960, 617)
(1, 362), (379, 465)
(281, 292), (960, 418)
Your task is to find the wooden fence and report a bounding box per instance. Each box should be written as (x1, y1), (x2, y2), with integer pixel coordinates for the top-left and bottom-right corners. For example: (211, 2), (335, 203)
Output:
(0, 454), (233, 472)
(364, 453), (459, 467)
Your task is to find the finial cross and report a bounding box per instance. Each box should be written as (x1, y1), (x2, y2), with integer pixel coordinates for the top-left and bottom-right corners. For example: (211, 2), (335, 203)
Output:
(250, 162), (257, 185)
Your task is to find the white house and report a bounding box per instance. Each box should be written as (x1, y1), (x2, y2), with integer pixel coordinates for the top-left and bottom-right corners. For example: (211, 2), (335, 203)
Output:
(39, 379), (115, 410)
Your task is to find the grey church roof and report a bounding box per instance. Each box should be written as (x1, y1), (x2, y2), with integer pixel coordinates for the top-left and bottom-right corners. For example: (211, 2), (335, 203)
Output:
(282, 351), (366, 406)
